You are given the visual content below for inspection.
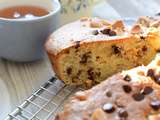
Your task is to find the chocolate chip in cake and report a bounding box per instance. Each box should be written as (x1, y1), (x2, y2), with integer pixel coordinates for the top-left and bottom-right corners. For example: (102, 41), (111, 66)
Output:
(92, 30), (99, 35)
(157, 49), (160, 53)
(136, 50), (143, 57)
(142, 45), (148, 52)
(109, 30), (117, 36)
(132, 93), (145, 101)
(112, 45), (122, 54)
(96, 56), (100, 60)
(74, 41), (81, 49)
(100, 28), (116, 36)
(118, 109), (128, 118)
(87, 68), (94, 80)
(102, 103), (115, 113)
(80, 52), (91, 64)
(141, 87), (153, 95)
(66, 67), (72, 75)
(106, 91), (112, 97)
(140, 35), (146, 40)
(100, 28), (110, 34)
(55, 115), (60, 120)
(150, 100), (160, 111)
(123, 75), (131, 82)
(147, 69), (155, 79)
(122, 85), (132, 93)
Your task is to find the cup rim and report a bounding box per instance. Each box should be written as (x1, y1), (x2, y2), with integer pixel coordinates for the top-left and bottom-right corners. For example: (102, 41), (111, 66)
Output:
(0, 0), (61, 22)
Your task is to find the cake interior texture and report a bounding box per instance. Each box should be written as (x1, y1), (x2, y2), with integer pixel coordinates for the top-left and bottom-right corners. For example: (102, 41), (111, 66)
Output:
(55, 36), (156, 86)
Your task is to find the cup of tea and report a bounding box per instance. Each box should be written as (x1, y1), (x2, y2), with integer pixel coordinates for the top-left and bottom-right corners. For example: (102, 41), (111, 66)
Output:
(0, 0), (61, 62)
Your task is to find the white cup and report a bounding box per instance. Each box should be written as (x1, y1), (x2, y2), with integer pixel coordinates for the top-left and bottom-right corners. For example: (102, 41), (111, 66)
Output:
(0, 0), (61, 62)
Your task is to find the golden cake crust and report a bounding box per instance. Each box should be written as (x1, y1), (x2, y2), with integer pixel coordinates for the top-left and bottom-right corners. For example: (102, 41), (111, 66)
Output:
(45, 18), (132, 55)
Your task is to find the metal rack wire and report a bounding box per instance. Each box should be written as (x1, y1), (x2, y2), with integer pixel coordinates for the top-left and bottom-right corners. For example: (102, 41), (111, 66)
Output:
(5, 77), (81, 120)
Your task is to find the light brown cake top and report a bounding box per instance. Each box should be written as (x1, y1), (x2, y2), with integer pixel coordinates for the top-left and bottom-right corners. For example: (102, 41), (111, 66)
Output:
(45, 16), (160, 55)
(55, 55), (160, 120)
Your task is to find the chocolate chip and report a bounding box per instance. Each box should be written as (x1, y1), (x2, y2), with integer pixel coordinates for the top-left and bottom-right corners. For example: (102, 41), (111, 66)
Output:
(109, 30), (117, 36)
(102, 103), (115, 113)
(87, 68), (101, 81)
(66, 67), (72, 75)
(147, 69), (155, 79)
(146, 69), (160, 85)
(157, 49), (160, 53)
(112, 45), (122, 54)
(106, 91), (112, 97)
(123, 75), (131, 82)
(87, 68), (94, 80)
(142, 45), (147, 52)
(55, 115), (60, 120)
(150, 100), (160, 111)
(141, 87), (153, 95)
(100, 28), (116, 36)
(140, 35), (146, 40)
(80, 52), (91, 64)
(122, 85), (132, 93)
(65, 49), (70, 54)
(118, 109), (128, 118)
(74, 41), (81, 49)
(100, 28), (110, 34)
(96, 56), (100, 59)
(132, 93), (145, 101)
(92, 30), (99, 35)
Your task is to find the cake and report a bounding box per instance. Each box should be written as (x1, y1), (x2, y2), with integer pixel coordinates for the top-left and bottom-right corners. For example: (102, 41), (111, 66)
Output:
(54, 55), (160, 120)
(45, 16), (160, 87)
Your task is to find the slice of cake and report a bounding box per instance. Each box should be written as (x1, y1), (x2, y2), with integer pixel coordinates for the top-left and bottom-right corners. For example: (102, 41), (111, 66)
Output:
(45, 17), (160, 86)
(54, 55), (160, 120)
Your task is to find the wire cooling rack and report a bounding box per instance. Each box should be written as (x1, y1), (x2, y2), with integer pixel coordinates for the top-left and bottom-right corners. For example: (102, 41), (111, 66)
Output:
(5, 77), (82, 120)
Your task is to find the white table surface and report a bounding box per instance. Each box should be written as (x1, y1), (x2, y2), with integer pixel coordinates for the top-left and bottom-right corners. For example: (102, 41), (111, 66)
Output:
(1, 0), (160, 119)
(0, 57), (54, 119)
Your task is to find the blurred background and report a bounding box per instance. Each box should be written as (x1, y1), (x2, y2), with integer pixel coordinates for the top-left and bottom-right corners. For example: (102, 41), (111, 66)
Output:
(60, 0), (160, 25)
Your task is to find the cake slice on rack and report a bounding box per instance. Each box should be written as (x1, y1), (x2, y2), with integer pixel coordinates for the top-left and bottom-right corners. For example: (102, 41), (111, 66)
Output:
(45, 16), (160, 87)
